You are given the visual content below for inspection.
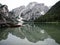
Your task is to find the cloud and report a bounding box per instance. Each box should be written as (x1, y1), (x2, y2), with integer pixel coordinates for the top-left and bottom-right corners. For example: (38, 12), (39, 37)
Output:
(0, 0), (59, 11)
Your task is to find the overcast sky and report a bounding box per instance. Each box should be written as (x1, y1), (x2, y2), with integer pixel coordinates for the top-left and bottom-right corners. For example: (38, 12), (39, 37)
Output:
(0, 0), (59, 11)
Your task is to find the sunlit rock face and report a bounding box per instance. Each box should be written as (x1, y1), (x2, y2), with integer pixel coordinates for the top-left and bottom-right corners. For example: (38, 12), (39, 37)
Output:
(10, 6), (25, 24)
(0, 2), (49, 27)
(12, 2), (49, 21)
(21, 2), (49, 21)
(11, 6), (25, 18)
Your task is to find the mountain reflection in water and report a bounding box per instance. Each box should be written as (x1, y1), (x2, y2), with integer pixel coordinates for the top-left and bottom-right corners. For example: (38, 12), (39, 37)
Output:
(0, 23), (60, 45)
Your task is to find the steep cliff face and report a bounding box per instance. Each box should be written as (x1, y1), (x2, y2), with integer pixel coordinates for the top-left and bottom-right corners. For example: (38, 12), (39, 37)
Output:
(0, 2), (49, 27)
(0, 4), (23, 27)
(21, 2), (49, 21)
(11, 6), (25, 18)
(0, 4), (9, 22)
(12, 2), (49, 21)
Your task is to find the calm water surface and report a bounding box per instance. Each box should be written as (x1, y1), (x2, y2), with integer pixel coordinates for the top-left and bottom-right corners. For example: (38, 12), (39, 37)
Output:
(0, 23), (60, 45)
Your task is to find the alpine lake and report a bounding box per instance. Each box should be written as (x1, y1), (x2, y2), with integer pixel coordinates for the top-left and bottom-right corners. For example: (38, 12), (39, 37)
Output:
(0, 22), (60, 45)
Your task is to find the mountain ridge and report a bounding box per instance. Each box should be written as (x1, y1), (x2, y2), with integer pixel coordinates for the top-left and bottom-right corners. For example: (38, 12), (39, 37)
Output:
(34, 1), (60, 22)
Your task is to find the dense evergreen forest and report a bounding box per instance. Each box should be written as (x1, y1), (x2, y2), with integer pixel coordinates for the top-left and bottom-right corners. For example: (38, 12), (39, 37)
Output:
(34, 1), (60, 22)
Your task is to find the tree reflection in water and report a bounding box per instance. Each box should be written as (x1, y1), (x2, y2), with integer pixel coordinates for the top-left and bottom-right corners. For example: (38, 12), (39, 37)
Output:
(0, 23), (60, 45)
